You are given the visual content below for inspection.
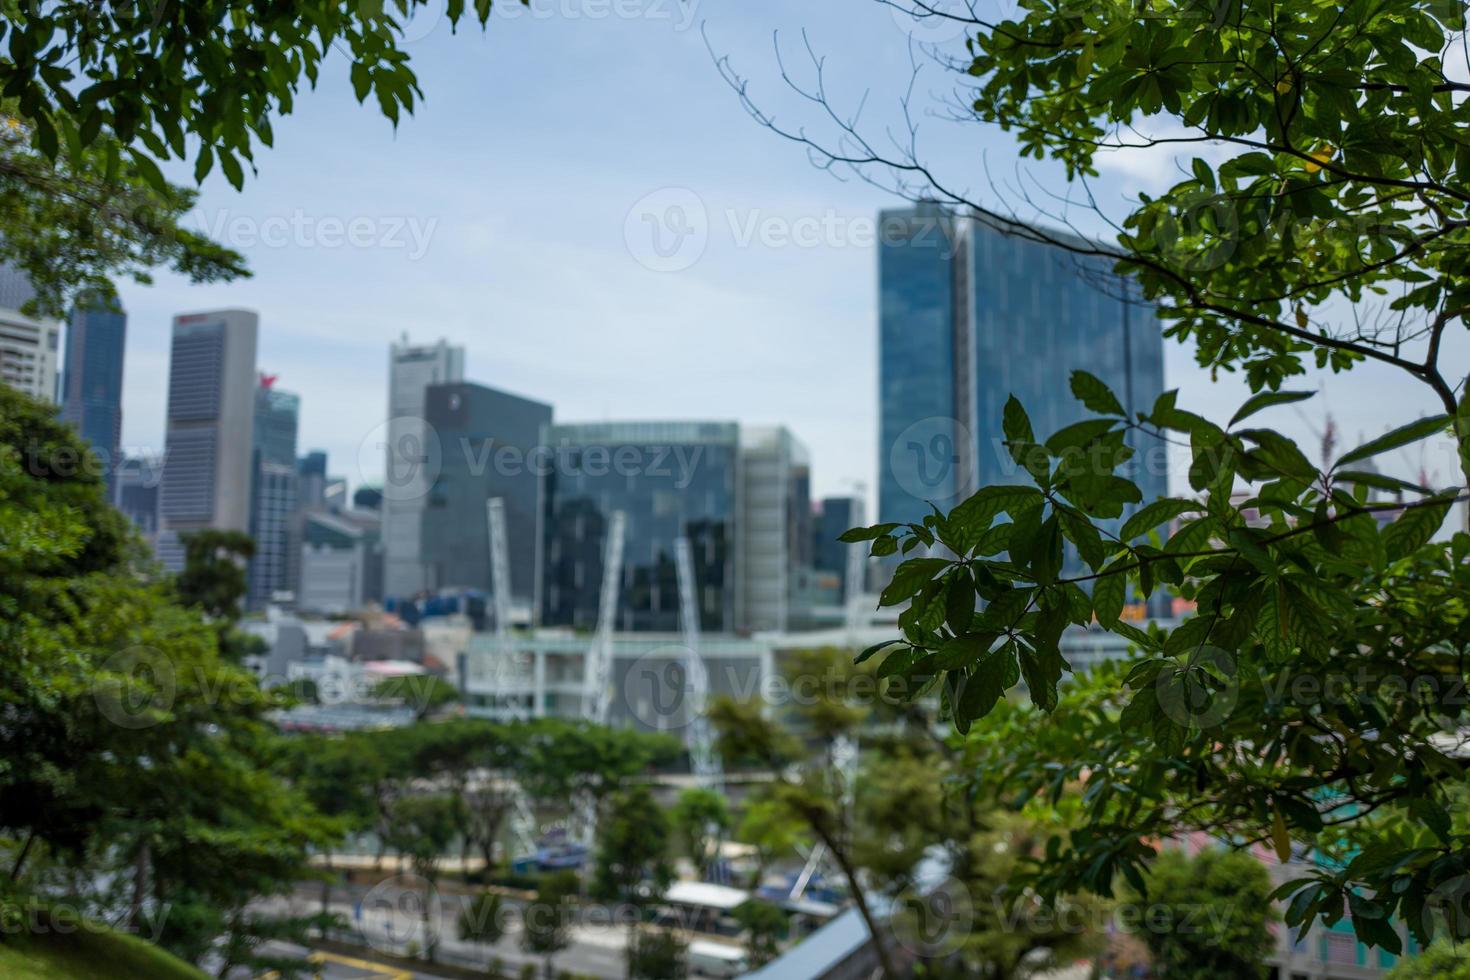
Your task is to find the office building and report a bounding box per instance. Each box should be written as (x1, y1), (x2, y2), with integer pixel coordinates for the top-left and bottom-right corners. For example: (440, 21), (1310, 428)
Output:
(383, 335), (465, 598)
(298, 509), (383, 614)
(115, 456), (162, 543)
(0, 309), (60, 402)
(248, 375), (300, 608)
(878, 207), (1166, 528)
(59, 297), (127, 496)
(813, 495), (865, 595)
(420, 382), (552, 613)
(738, 426), (811, 632)
(539, 421), (741, 633)
(156, 309), (259, 571)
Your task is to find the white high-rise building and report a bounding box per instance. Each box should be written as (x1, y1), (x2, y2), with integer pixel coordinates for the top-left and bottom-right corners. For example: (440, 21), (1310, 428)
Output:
(0, 263), (60, 402)
(0, 308), (60, 402)
(382, 334), (464, 598)
(156, 310), (259, 571)
(738, 426), (812, 632)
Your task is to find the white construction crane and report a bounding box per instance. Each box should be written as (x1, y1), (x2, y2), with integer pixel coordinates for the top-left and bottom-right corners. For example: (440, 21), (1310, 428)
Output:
(674, 537), (722, 790)
(485, 498), (541, 861)
(584, 511), (627, 726)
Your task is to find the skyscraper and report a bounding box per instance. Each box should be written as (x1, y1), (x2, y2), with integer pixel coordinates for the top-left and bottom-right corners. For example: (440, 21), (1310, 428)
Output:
(738, 426), (812, 632)
(157, 309), (259, 571)
(0, 261), (60, 402)
(60, 297), (127, 497)
(420, 381), (552, 608)
(249, 375), (300, 608)
(539, 421), (741, 633)
(813, 495), (866, 594)
(879, 208), (1166, 528)
(383, 335), (465, 598)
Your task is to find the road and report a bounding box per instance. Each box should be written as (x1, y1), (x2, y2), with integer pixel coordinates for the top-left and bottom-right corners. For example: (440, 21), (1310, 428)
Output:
(251, 882), (631, 979)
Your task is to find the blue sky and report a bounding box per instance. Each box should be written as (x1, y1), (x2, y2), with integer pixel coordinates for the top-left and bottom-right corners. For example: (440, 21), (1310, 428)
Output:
(111, 0), (1468, 515)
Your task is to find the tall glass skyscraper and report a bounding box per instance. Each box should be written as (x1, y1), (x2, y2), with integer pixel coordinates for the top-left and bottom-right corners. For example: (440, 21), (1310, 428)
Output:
(60, 297), (127, 498)
(539, 421), (741, 633)
(249, 377), (300, 608)
(879, 208), (1166, 528)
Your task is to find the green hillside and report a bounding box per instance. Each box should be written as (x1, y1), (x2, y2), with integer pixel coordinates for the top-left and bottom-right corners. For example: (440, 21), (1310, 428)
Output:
(0, 916), (208, 980)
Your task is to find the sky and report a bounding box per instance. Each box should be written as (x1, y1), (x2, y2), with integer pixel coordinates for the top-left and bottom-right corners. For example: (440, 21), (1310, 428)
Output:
(108, 0), (1468, 519)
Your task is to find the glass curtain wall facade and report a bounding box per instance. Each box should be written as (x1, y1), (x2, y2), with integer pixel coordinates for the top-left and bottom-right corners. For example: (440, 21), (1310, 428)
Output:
(879, 209), (1166, 533)
(539, 421), (739, 633)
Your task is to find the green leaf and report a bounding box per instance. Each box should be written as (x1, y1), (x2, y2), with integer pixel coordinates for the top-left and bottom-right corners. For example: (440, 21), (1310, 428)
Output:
(855, 639), (903, 665)
(128, 149), (168, 195)
(1069, 371), (1126, 416)
(1229, 390), (1316, 427)
(1337, 414), (1450, 468)
(1334, 471), (1431, 496)
(1120, 498), (1201, 541)
(1092, 561), (1127, 628)
(838, 523), (900, 543)
(1003, 395), (1035, 444)
(1383, 494), (1456, 559)
(879, 558), (950, 608)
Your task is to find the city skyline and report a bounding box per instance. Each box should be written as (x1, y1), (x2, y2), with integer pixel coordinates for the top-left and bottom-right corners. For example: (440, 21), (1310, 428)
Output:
(85, 0), (1466, 516)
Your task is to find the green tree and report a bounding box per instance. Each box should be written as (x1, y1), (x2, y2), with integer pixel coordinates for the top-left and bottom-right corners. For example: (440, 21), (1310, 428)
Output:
(669, 787), (731, 880)
(731, 900), (785, 967)
(382, 794), (459, 961)
(733, 795), (808, 891)
(592, 786), (673, 905)
(458, 890), (507, 949)
(0, 385), (335, 977)
(626, 926), (688, 979)
(521, 870), (576, 978)
(734, 0), (1470, 951)
(0, 0), (503, 311)
(1133, 848), (1279, 980)
(372, 674), (461, 722)
(1387, 942), (1470, 979)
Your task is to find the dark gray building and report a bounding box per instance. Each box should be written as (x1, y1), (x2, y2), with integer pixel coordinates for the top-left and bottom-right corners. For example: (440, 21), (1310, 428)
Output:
(60, 297), (127, 497)
(157, 310), (258, 571)
(814, 495), (865, 595)
(420, 382), (552, 607)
